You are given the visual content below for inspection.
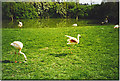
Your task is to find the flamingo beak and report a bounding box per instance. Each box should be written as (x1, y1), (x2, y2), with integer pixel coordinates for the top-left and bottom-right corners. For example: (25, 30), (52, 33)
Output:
(80, 35), (81, 38)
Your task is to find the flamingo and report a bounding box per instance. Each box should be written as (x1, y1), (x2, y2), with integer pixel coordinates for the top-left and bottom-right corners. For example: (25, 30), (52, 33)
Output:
(65, 34), (81, 44)
(10, 41), (27, 63)
(72, 24), (77, 26)
(65, 34), (81, 53)
(18, 21), (23, 28)
(114, 25), (119, 28)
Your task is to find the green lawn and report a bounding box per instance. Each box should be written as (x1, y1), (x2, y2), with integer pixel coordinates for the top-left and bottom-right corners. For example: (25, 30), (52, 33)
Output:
(2, 25), (119, 80)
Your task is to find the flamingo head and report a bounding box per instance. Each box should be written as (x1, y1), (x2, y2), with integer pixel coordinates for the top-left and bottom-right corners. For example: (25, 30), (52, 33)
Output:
(78, 34), (81, 38)
(10, 43), (14, 46)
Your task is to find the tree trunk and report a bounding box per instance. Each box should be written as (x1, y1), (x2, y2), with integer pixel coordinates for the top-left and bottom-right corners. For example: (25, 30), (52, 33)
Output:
(76, 16), (78, 21)
(47, 16), (49, 19)
(11, 16), (13, 22)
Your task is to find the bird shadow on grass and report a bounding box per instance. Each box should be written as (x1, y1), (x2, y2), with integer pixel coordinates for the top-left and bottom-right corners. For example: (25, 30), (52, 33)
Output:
(49, 53), (72, 57)
(0, 60), (13, 63)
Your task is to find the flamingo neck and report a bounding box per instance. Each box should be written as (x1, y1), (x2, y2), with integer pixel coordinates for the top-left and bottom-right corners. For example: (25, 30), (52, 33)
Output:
(19, 49), (21, 53)
(77, 35), (80, 44)
(19, 49), (27, 61)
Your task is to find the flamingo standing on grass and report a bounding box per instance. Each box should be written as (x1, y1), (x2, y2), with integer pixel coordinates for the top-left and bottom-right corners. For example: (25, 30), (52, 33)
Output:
(18, 21), (23, 28)
(65, 34), (81, 53)
(114, 25), (119, 28)
(10, 41), (27, 63)
(72, 24), (77, 26)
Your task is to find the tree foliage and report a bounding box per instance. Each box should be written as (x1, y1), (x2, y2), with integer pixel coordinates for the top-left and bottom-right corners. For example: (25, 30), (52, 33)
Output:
(2, 2), (118, 23)
(2, 2), (38, 20)
(90, 2), (118, 23)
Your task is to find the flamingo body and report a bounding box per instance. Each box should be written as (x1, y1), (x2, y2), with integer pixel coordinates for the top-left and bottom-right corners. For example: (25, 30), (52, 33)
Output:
(10, 41), (27, 62)
(65, 34), (81, 44)
(18, 22), (23, 28)
(72, 24), (77, 26)
(11, 41), (23, 50)
(114, 25), (119, 28)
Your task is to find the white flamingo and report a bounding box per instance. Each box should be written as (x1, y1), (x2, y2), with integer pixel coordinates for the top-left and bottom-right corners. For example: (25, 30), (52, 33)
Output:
(10, 41), (27, 63)
(18, 21), (23, 28)
(72, 24), (77, 26)
(65, 34), (81, 44)
(65, 34), (81, 53)
(114, 25), (119, 28)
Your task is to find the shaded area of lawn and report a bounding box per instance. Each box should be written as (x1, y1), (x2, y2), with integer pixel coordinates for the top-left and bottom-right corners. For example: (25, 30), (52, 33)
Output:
(2, 25), (119, 79)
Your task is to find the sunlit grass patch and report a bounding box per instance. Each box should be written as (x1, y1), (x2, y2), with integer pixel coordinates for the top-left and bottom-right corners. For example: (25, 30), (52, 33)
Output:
(2, 25), (119, 80)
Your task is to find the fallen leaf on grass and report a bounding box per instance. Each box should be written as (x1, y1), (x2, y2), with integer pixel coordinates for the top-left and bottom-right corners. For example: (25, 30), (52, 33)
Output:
(39, 47), (49, 50)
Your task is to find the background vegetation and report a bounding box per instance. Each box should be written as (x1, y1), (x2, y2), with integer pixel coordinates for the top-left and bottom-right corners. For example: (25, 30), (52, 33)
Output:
(2, 2), (118, 24)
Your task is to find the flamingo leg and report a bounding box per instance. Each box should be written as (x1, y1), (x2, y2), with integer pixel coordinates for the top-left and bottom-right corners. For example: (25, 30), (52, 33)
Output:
(9, 51), (15, 63)
(10, 51), (15, 63)
(14, 51), (18, 63)
(15, 50), (20, 63)
(68, 47), (72, 54)
(71, 49), (72, 54)
(71, 45), (75, 54)
(18, 52), (20, 55)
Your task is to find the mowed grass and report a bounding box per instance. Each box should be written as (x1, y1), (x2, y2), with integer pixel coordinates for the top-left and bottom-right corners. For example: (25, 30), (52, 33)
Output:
(2, 25), (119, 80)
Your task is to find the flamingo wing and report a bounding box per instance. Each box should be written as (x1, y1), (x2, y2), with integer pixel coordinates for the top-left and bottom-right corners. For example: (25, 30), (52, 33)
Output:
(19, 22), (22, 25)
(70, 38), (78, 43)
(65, 35), (76, 39)
(65, 35), (72, 38)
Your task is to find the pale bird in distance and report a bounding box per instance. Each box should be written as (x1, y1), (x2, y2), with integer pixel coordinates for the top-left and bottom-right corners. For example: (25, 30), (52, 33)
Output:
(65, 34), (81, 45)
(10, 41), (27, 63)
(72, 24), (77, 26)
(114, 25), (119, 28)
(18, 21), (23, 28)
